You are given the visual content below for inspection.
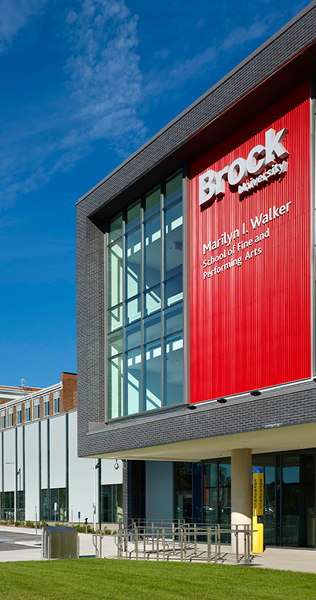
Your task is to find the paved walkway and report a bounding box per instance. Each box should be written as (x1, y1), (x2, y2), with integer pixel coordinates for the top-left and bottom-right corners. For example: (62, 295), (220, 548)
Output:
(251, 547), (316, 574)
(0, 525), (116, 562)
(0, 526), (315, 573)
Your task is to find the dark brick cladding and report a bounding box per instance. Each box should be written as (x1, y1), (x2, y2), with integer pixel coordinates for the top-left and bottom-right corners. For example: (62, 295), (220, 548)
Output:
(80, 388), (316, 457)
(77, 2), (316, 458)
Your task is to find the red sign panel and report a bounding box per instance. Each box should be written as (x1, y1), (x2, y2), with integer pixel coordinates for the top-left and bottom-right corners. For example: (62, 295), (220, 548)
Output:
(190, 81), (311, 403)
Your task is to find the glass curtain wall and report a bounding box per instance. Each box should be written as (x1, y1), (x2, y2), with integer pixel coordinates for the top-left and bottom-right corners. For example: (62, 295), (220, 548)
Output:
(0, 491), (14, 520)
(203, 461), (231, 528)
(40, 488), (67, 522)
(253, 451), (315, 547)
(0, 491), (25, 521)
(106, 172), (184, 419)
(175, 452), (315, 547)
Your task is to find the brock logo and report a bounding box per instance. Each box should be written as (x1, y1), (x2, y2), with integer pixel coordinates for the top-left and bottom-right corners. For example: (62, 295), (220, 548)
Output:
(199, 128), (289, 207)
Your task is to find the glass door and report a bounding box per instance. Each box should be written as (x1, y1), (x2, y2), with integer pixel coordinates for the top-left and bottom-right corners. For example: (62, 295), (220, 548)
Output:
(175, 463), (192, 523)
(282, 454), (300, 545)
(252, 454), (276, 545)
(282, 452), (315, 547)
(203, 460), (231, 529)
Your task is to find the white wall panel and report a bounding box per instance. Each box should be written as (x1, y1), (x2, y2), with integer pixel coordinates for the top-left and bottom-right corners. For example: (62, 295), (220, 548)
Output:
(4, 429), (15, 492)
(40, 420), (48, 489)
(16, 427), (23, 492)
(68, 411), (96, 523)
(146, 461), (174, 523)
(50, 414), (66, 489)
(25, 421), (39, 520)
(101, 459), (123, 485)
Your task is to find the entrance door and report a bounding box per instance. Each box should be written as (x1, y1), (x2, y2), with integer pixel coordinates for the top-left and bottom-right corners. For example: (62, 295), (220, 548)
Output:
(175, 463), (192, 523)
(203, 461), (231, 526)
(252, 454), (276, 545)
(253, 451), (315, 547)
(282, 452), (315, 547)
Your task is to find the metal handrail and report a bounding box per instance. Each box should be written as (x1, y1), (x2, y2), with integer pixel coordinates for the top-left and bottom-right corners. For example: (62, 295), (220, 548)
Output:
(115, 522), (254, 564)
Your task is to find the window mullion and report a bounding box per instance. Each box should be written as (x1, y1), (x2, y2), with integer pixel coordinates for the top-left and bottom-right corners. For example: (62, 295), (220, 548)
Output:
(122, 219), (126, 418)
(104, 232), (108, 421)
(161, 185), (165, 408)
(140, 202), (145, 413)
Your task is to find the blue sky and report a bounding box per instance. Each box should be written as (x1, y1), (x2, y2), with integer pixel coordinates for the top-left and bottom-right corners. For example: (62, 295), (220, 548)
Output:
(0, 0), (310, 388)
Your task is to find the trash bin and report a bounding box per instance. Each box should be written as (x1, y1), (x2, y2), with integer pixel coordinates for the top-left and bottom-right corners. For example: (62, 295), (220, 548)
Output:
(43, 526), (79, 559)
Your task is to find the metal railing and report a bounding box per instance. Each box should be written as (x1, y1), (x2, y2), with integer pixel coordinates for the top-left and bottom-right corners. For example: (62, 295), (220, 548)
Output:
(115, 520), (253, 564)
(92, 532), (104, 558)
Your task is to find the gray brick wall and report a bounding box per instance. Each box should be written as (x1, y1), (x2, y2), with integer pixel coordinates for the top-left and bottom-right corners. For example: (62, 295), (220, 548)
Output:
(79, 386), (316, 457)
(77, 217), (105, 455)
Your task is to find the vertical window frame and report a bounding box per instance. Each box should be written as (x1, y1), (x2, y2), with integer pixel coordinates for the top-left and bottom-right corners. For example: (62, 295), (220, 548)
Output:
(106, 171), (184, 420)
(34, 397), (40, 420)
(53, 392), (60, 414)
(16, 405), (22, 425)
(44, 395), (49, 417)
(25, 401), (30, 423)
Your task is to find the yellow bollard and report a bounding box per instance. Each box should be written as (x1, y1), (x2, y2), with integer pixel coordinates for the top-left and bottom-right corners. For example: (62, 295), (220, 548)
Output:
(252, 516), (264, 553)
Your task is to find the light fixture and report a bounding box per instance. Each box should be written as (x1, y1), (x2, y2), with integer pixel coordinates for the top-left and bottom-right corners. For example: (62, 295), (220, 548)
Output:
(187, 405), (196, 410)
(114, 460), (119, 470)
(217, 397), (227, 404)
(250, 390), (261, 397)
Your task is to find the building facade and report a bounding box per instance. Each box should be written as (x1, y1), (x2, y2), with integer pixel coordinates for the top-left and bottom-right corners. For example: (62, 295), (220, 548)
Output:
(0, 373), (122, 526)
(77, 2), (316, 547)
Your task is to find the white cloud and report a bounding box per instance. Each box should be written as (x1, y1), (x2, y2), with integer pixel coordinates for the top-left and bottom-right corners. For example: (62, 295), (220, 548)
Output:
(143, 10), (281, 102)
(0, 0), (147, 207)
(169, 46), (217, 83)
(153, 49), (170, 60)
(0, 1), (304, 209)
(63, 0), (147, 154)
(0, 0), (49, 51)
(196, 19), (205, 29)
(221, 18), (276, 51)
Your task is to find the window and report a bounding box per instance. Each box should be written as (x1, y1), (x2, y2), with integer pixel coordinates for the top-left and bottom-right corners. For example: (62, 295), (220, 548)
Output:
(1, 491), (14, 520)
(101, 484), (123, 523)
(16, 405), (22, 425)
(34, 397), (40, 419)
(8, 407), (13, 427)
(106, 171), (184, 419)
(40, 488), (67, 522)
(1, 410), (5, 429)
(53, 392), (60, 414)
(44, 395), (49, 417)
(16, 490), (25, 521)
(25, 401), (30, 422)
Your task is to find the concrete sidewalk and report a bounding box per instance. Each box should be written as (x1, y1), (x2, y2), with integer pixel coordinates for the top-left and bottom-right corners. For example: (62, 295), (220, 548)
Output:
(251, 547), (316, 573)
(0, 526), (315, 573)
(0, 525), (117, 562)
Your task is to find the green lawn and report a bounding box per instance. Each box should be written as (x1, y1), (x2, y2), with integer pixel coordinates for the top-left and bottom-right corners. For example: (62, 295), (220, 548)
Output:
(0, 559), (315, 600)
